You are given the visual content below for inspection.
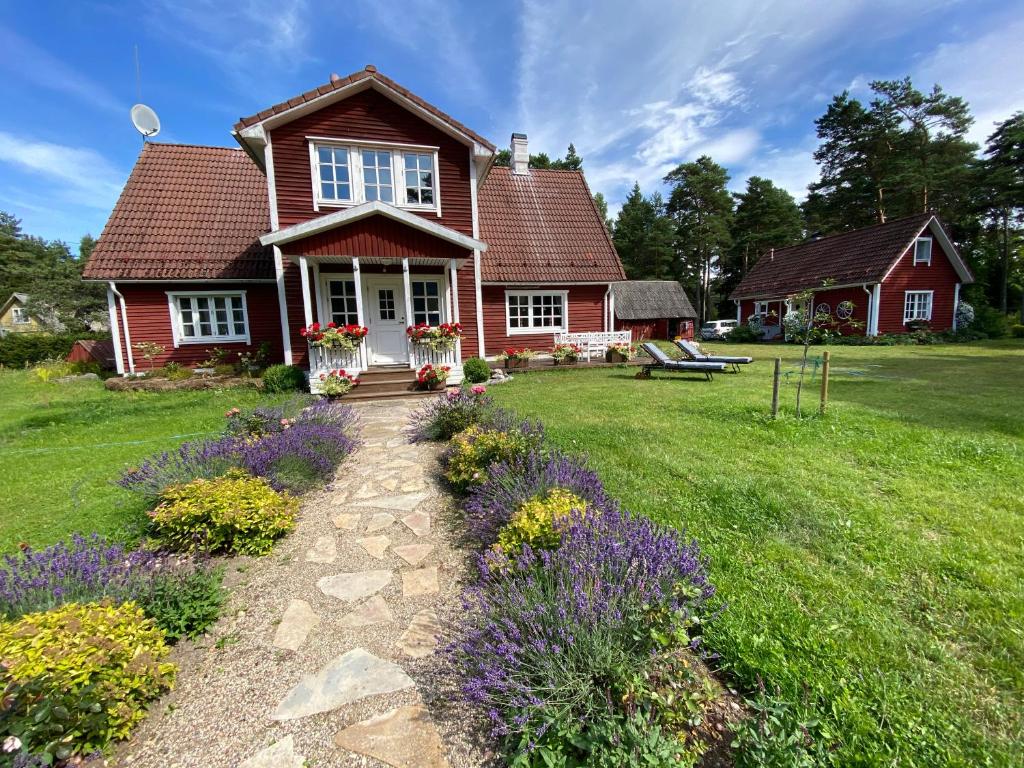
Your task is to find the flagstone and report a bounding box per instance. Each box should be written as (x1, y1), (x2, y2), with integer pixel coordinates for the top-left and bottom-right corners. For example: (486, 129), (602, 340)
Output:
(334, 704), (449, 768)
(338, 594), (393, 627)
(365, 512), (396, 532)
(273, 599), (319, 651)
(353, 492), (428, 512)
(397, 609), (441, 658)
(353, 483), (381, 500)
(271, 648), (414, 720)
(238, 734), (305, 768)
(318, 570), (391, 603)
(392, 543), (433, 566)
(401, 511), (431, 537)
(402, 566), (439, 598)
(333, 512), (360, 531)
(357, 535), (391, 559)
(305, 535), (337, 563)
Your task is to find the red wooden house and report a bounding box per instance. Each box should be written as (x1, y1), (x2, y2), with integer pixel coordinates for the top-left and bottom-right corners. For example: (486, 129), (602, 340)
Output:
(83, 66), (624, 385)
(729, 213), (973, 338)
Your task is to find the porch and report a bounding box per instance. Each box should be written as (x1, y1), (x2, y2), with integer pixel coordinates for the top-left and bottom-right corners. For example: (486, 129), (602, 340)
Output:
(294, 254), (466, 393)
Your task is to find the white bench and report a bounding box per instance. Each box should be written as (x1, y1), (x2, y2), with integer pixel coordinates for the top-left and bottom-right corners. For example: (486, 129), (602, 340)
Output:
(554, 331), (632, 361)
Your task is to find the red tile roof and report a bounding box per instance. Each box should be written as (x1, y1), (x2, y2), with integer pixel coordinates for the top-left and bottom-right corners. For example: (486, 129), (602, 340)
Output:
(83, 143), (273, 281)
(234, 65), (496, 152)
(477, 166), (625, 283)
(730, 213), (956, 299)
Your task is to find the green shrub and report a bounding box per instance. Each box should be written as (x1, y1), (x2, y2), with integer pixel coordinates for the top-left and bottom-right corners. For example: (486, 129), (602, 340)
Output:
(152, 362), (193, 380)
(494, 488), (588, 556)
(0, 332), (108, 368)
(1012, 324), (1024, 339)
(970, 304), (1009, 338)
(262, 364), (307, 393)
(133, 564), (225, 642)
(443, 424), (538, 492)
(0, 601), (175, 761)
(462, 357), (491, 383)
(724, 324), (762, 343)
(151, 470), (298, 555)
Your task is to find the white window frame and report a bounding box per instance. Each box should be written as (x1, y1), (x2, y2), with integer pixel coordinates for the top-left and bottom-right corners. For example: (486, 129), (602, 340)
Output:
(504, 290), (570, 335)
(913, 237), (932, 266)
(410, 278), (444, 326)
(321, 276), (360, 326)
(903, 290), (933, 324)
(166, 290), (250, 347)
(753, 301), (771, 316)
(11, 306), (29, 324)
(307, 138), (441, 216)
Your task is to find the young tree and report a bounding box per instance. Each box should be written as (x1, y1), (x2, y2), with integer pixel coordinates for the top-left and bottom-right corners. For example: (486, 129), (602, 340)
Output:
(552, 143), (583, 171)
(492, 143), (583, 170)
(592, 192), (613, 232)
(724, 177), (803, 306)
(612, 184), (675, 280)
(664, 157), (734, 322)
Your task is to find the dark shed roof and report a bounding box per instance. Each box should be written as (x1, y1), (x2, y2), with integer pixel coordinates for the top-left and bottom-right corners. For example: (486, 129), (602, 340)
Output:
(611, 281), (696, 319)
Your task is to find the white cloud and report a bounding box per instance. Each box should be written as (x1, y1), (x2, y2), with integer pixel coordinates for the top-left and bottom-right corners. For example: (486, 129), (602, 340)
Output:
(731, 142), (820, 201)
(0, 132), (124, 211)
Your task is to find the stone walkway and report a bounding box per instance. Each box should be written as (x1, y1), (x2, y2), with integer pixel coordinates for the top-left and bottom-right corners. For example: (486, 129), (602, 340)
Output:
(117, 400), (486, 768)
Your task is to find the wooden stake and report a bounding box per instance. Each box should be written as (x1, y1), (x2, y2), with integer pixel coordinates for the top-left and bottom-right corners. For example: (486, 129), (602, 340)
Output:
(820, 350), (831, 415)
(771, 358), (781, 419)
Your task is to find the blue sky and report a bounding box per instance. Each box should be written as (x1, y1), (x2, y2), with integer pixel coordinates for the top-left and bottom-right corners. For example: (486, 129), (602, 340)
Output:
(1, 0), (1022, 251)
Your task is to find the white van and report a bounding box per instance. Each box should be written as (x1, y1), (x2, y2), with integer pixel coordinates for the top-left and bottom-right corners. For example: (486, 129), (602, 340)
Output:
(700, 319), (738, 340)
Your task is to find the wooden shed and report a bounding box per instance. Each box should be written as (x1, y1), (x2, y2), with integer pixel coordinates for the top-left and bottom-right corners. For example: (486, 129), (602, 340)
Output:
(611, 281), (697, 341)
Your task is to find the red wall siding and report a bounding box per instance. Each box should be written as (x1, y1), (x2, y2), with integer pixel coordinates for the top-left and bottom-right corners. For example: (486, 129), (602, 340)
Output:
(270, 88), (473, 234)
(282, 263), (309, 367)
(456, 265), (480, 359)
(810, 286), (871, 336)
(117, 283), (284, 369)
(878, 241), (960, 333)
(614, 318), (694, 340)
(481, 285), (608, 356)
(289, 217), (472, 261)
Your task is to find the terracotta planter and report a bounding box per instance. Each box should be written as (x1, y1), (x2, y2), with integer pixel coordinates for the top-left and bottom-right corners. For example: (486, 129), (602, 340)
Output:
(605, 350), (628, 363)
(553, 357), (578, 366)
(429, 380), (447, 391)
(505, 357), (529, 370)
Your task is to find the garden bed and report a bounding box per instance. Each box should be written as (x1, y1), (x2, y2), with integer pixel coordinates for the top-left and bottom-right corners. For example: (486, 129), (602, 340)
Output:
(105, 374), (262, 392)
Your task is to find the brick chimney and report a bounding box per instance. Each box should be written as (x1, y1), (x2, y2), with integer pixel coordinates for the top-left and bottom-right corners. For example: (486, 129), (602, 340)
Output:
(511, 133), (529, 175)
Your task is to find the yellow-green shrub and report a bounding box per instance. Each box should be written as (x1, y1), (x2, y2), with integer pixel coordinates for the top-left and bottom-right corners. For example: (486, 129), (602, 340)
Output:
(0, 601), (175, 761)
(494, 488), (588, 556)
(444, 425), (534, 492)
(151, 469), (297, 555)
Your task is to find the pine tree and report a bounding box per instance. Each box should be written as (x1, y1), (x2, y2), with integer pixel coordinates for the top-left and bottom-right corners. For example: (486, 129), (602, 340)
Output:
(664, 157), (734, 322)
(612, 184), (674, 280)
(980, 112), (1024, 315)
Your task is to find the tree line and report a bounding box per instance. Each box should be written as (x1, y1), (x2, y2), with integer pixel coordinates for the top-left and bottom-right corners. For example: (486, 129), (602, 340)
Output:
(610, 77), (1023, 323)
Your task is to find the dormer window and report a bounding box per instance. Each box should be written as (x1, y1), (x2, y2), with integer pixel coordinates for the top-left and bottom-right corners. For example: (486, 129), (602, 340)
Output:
(913, 237), (932, 265)
(309, 139), (440, 214)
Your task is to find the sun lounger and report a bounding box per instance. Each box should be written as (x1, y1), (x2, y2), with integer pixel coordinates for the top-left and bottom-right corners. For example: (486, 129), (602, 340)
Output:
(638, 342), (725, 381)
(674, 339), (753, 373)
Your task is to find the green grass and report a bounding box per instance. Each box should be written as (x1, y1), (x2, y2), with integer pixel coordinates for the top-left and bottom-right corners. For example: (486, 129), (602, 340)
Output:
(0, 371), (297, 552)
(487, 341), (1024, 767)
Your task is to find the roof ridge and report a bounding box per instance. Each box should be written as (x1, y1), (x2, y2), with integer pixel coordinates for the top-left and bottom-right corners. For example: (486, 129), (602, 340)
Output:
(776, 211), (933, 253)
(145, 142), (244, 152)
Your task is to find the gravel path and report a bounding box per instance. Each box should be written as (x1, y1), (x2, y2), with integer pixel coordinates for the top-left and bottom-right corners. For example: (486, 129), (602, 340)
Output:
(115, 399), (491, 768)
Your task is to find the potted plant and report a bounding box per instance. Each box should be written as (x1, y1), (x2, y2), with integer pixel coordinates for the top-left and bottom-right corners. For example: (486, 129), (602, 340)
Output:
(416, 363), (451, 391)
(497, 348), (535, 370)
(300, 322), (368, 352)
(406, 322), (464, 352)
(318, 369), (359, 397)
(605, 342), (635, 363)
(551, 343), (582, 365)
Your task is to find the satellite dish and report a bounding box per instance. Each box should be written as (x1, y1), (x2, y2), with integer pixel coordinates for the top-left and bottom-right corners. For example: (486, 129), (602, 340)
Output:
(130, 103), (161, 139)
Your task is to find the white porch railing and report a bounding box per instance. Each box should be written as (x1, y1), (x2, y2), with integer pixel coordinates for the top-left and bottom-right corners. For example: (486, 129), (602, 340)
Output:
(308, 344), (363, 394)
(410, 342), (463, 384)
(554, 331), (632, 361)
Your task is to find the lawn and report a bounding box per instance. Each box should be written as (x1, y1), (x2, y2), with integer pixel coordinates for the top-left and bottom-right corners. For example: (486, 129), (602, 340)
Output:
(0, 371), (297, 552)
(487, 341), (1024, 766)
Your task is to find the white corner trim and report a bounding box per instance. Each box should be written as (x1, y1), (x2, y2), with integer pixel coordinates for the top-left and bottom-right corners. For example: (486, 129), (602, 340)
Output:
(273, 245), (293, 365)
(953, 282), (961, 330)
(259, 200), (487, 252)
(473, 251), (485, 357)
(106, 284), (125, 375)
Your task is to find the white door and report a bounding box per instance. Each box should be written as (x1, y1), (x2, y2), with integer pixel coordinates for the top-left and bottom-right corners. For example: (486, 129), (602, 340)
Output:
(365, 277), (408, 364)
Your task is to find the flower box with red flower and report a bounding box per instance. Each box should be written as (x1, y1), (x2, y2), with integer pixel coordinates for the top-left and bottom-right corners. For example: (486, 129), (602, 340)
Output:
(318, 369), (359, 397)
(416, 363), (451, 390)
(300, 322), (368, 352)
(406, 322), (464, 352)
(551, 343), (582, 365)
(496, 348), (535, 370)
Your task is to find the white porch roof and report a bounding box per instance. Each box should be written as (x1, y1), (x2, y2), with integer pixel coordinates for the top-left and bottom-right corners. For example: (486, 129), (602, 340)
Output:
(259, 200), (487, 252)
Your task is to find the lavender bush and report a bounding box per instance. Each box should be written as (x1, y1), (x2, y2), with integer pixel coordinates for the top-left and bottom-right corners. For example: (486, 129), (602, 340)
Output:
(462, 449), (618, 546)
(450, 508), (716, 761)
(408, 386), (494, 442)
(118, 437), (241, 502)
(234, 422), (357, 492)
(0, 534), (223, 642)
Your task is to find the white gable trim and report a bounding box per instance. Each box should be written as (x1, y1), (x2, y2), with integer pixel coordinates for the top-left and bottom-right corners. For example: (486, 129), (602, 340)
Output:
(259, 200), (487, 252)
(237, 77), (491, 155)
(881, 216), (973, 284)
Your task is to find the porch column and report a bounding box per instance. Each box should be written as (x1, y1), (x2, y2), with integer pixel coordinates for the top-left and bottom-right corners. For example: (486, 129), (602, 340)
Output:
(450, 258), (462, 361)
(298, 256), (314, 327)
(352, 257), (367, 371)
(402, 257), (415, 369)
(312, 262), (323, 324)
